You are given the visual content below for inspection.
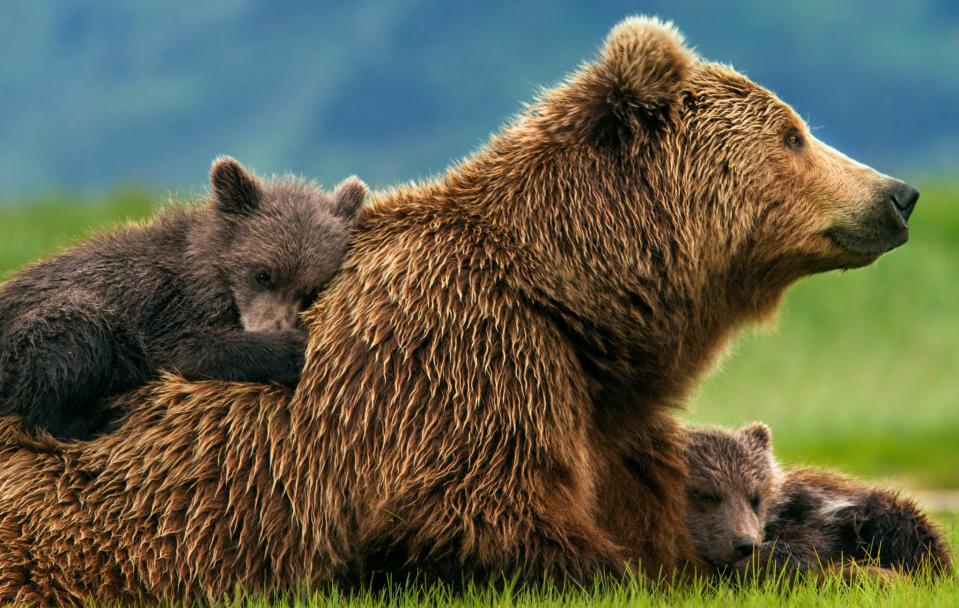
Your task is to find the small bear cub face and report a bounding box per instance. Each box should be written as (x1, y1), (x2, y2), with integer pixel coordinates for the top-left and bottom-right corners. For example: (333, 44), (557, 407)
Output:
(684, 423), (783, 570)
(207, 157), (366, 333)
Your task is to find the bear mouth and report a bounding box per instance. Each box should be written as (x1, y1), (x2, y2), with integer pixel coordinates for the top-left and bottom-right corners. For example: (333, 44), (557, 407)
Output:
(825, 228), (909, 259)
(822, 196), (911, 265)
(705, 554), (753, 573)
(823, 225), (908, 265)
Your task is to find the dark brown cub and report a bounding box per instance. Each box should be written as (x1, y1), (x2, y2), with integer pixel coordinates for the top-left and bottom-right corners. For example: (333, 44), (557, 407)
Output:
(684, 423), (952, 579)
(0, 157), (366, 439)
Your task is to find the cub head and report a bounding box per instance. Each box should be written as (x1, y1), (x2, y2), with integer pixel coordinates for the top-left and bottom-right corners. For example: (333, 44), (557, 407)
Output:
(552, 16), (917, 321)
(207, 156), (367, 332)
(684, 423), (782, 571)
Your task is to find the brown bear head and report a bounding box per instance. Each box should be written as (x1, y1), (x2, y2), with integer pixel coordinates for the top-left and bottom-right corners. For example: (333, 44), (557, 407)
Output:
(528, 17), (916, 327)
(684, 423), (782, 571)
(203, 156), (367, 332)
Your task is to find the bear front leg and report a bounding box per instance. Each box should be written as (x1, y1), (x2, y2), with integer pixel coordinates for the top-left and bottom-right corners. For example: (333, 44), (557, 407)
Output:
(373, 476), (628, 588)
(512, 502), (629, 586)
(0, 289), (134, 439)
(164, 329), (307, 386)
(366, 438), (630, 586)
(746, 542), (899, 585)
(594, 410), (699, 580)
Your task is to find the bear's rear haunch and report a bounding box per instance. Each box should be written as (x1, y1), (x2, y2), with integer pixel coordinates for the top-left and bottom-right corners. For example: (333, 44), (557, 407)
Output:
(0, 157), (366, 439)
(0, 16), (918, 604)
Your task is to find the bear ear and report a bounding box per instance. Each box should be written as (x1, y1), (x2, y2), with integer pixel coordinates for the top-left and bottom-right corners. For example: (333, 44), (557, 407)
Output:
(598, 16), (694, 114)
(210, 156), (262, 217)
(737, 422), (772, 452)
(566, 17), (696, 142)
(331, 176), (368, 219)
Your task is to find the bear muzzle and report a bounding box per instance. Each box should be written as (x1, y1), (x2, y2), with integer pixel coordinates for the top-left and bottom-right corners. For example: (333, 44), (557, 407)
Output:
(823, 179), (918, 264)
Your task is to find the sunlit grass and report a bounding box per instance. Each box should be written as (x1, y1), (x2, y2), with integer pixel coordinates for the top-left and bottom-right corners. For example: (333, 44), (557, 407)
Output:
(215, 513), (959, 607)
(0, 188), (156, 280)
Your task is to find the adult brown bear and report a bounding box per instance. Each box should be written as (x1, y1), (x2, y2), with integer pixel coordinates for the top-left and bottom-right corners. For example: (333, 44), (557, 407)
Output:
(0, 16), (916, 605)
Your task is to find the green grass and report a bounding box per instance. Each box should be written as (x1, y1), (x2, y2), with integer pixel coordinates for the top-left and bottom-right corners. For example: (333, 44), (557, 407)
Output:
(0, 188), (156, 280)
(1, 187), (957, 605)
(222, 515), (959, 607)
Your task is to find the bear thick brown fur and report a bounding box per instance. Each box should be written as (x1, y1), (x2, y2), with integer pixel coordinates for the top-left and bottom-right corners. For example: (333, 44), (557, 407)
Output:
(0, 16), (918, 605)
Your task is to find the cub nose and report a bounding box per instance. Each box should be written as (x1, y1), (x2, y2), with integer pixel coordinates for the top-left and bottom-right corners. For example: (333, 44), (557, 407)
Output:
(889, 181), (919, 222)
(733, 537), (758, 560)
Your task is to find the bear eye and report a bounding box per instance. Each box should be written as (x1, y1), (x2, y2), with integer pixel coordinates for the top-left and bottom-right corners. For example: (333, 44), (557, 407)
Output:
(784, 128), (804, 151)
(750, 495), (761, 512)
(690, 490), (723, 506)
(305, 287), (323, 306)
(254, 270), (273, 289)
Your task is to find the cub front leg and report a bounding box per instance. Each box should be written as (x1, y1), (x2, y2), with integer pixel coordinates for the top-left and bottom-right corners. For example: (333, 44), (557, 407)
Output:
(165, 329), (308, 386)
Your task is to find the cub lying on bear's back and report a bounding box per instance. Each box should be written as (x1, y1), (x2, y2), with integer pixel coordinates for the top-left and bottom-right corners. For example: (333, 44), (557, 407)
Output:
(0, 157), (367, 440)
(684, 423), (952, 579)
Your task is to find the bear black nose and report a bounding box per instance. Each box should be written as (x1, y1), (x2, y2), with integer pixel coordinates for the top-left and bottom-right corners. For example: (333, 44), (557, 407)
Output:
(733, 537), (758, 560)
(889, 181), (919, 222)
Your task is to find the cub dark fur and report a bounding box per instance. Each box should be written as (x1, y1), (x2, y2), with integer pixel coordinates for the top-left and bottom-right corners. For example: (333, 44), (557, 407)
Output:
(684, 423), (952, 579)
(0, 157), (366, 440)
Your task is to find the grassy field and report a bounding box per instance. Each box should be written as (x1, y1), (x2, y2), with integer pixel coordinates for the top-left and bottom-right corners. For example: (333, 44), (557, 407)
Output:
(0, 186), (956, 605)
(234, 518), (959, 606)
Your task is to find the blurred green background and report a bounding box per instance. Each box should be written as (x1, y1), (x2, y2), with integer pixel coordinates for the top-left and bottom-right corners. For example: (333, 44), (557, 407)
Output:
(0, 2), (956, 491)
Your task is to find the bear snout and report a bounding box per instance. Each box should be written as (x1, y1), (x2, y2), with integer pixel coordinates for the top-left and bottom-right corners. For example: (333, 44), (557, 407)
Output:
(732, 536), (759, 561)
(888, 180), (919, 223)
(863, 178), (917, 248)
(823, 180), (917, 264)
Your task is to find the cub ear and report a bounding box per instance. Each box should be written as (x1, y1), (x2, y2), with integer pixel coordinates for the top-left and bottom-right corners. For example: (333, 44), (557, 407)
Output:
(598, 16), (694, 116)
(210, 156), (262, 217)
(737, 422), (772, 452)
(331, 176), (368, 219)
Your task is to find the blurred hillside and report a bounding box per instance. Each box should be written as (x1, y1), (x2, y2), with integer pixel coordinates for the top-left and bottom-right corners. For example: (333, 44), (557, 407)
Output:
(1, 1), (957, 199)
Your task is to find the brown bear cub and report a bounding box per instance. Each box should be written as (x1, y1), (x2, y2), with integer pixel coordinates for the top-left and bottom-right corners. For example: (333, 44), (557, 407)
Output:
(685, 423), (952, 580)
(0, 157), (366, 440)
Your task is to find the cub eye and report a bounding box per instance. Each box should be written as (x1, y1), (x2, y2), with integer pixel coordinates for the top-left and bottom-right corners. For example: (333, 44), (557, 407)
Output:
(689, 490), (723, 506)
(306, 288), (322, 305)
(254, 271), (273, 289)
(784, 128), (804, 151)
(750, 495), (761, 512)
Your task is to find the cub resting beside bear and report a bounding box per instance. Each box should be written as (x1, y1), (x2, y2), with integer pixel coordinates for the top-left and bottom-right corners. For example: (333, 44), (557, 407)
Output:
(0, 15), (931, 605)
(0, 157), (366, 439)
(684, 424), (952, 581)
